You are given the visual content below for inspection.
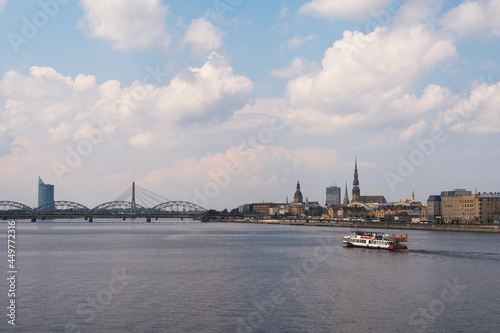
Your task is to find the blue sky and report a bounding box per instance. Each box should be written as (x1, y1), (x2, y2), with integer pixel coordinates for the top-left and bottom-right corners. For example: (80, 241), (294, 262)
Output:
(0, 0), (499, 210)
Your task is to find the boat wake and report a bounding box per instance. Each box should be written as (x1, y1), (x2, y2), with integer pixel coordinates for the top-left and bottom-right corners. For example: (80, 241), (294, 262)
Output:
(409, 249), (500, 262)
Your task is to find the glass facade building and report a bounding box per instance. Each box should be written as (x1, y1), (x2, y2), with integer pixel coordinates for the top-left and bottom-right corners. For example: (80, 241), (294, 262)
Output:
(326, 186), (341, 206)
(38, 177), (55, 211)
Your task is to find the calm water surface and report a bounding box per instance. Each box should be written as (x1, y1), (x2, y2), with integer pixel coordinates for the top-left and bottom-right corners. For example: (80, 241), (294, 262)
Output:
(1, 219), (499, 332)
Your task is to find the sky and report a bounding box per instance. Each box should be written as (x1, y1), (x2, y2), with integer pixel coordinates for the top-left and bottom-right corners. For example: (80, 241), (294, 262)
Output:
(0, 0), (499, 210)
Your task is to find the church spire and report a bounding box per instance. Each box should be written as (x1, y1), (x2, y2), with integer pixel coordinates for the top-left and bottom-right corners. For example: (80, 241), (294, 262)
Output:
(352, 158), (360, 202)
(343, 181), (349, 205)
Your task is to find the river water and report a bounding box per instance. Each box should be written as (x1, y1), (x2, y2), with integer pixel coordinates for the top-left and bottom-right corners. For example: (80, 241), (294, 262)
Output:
(1, 219), (499, 332)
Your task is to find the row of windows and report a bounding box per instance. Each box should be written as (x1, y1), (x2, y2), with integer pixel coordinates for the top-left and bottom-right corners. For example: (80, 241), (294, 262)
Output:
(352, 238), (389, 245)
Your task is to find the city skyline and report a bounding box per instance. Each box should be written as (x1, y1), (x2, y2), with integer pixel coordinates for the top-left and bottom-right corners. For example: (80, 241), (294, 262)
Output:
(1, 1), (500, 210)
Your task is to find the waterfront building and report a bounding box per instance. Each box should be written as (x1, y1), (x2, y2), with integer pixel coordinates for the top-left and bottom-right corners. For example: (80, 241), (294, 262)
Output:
(38, 177), (55, 211)
(475, 192), (500, 223)
(252, 203), (277, 216)
(493, 211), (500, 224)
(441, 189), (475, 223)
(326, 185), (341, 206)
(238, 204), (253, 214)
(278, 204), (289, 215)
(324, 205), (370, 220)
(393, 211), (421, 223)
(427, 195), (442, 222)
(419, 204), (428, 221)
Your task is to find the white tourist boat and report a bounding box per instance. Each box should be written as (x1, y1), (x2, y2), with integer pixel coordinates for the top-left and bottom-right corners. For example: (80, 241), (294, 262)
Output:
(342, 230), (408, 250)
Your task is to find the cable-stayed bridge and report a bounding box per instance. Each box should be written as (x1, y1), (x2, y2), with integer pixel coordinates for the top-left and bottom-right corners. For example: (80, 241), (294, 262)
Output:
(1, 182), (207, 222)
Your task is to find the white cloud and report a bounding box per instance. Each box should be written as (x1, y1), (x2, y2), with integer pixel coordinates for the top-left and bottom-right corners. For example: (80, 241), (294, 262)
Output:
(286, 25), (456, 132)
(150, 52), (253, 126)
(436, 80), (500, 134)
(78, 0), (170, 50)
(0, 0), (7, 11)
(392, 0), (443, 28)
(441, 0), (500, 37)
(391, 85), (454, 117)
(398, 120), (427, 141)
(298, 0), (393, 21)
(270, 57), (320, 78)
(183, 18), (225, 57)
(0, 53), (252, 155)
(282, 34), (319, 49)
(138, 145), (344, 208)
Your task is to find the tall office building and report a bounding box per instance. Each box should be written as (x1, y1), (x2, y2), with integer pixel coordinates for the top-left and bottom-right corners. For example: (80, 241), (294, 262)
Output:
(326, 185), (341, 206)
(38, 177), (55, 211)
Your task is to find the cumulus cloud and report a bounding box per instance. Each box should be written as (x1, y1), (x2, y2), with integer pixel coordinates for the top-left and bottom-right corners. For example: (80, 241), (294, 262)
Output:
(150, 52), (253, 126)
(286, 25), (456, 132)
(78, 0), (170, 50)
(270, 57), (320, 78)
(298, 0), (393, 21)
(436, 80), (500, 134)
(391, 85), (454, 117)
(183, 18), (225, 57)
(441, 0), (500, 37)
(0, 54), (252, 155)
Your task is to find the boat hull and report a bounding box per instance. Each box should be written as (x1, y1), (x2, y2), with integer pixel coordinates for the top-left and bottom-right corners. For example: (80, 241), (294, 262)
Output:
(343, 240), (407, 250)
(342, 232), (408, 251)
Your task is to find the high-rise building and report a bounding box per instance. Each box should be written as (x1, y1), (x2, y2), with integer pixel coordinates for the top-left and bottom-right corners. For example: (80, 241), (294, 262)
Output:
(326, 185), (341, 206)
(427, 195), (442, 222)
(38, 177), (55, 211)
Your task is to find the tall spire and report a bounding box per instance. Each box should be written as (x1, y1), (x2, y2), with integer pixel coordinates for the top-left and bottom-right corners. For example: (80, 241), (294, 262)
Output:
(343, 181), (349, 205)
(352, 157), (360, 202)
(294, 180), (303, 203)
(412, 190), (415, 202)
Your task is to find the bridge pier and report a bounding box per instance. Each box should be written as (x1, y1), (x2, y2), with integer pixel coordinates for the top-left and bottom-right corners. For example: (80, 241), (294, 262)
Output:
(88, 217), (93, 222)
(31, 216), (37, 222)
(146, 216), (151, 223)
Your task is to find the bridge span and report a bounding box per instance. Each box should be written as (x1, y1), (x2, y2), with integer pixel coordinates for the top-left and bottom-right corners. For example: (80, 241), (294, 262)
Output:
(1, 182), (209, 222)
(1, 200), (207, 222)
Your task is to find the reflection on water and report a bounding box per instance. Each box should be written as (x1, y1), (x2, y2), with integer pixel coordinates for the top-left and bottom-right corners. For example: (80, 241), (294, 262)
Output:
(1, 220), (499, 332)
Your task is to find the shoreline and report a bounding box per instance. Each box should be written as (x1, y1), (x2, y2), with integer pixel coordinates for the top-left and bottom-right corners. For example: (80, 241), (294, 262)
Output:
(207, 219), (500, 233)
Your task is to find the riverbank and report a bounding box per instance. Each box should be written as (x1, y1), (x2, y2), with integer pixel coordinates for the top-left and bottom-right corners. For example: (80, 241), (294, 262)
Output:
(206, 219), (500, 233)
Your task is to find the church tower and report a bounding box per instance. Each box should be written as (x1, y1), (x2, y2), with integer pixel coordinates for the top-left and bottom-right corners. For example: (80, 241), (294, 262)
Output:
(343, 181), (349, 205)
(352, 158), (360, 202)
(294, 181), (303, 203)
